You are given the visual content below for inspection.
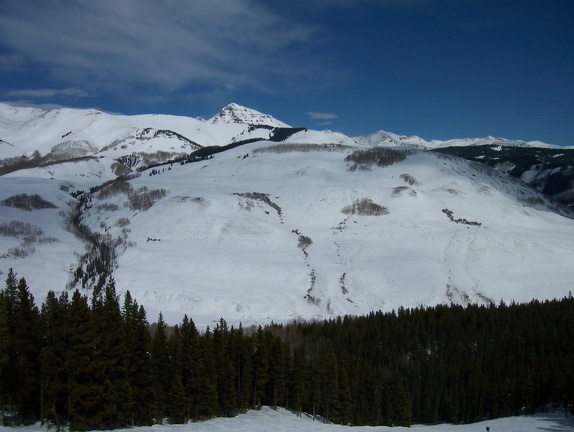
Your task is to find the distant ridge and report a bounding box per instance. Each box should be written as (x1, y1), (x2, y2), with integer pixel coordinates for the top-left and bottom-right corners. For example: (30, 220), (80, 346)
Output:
(353, 129), (561, 150)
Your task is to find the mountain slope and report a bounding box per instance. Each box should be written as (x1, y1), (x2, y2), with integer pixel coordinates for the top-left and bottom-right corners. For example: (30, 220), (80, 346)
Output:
(0, 102), (285, 182)
(432, 144), (574, 209)
(0, 176), (85, 303)
(68, 143), (574, 327)
(1, 102), (573, 329)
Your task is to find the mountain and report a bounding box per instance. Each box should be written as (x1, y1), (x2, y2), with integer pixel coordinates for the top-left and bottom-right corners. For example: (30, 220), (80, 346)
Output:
(354, 130), (428, 148)
(0, 102), (285, 180)
(1, 102), (573, 328)
(355, 130), (574, 208)
(354, 130), (562, 150)
(208, 102), (290, 128)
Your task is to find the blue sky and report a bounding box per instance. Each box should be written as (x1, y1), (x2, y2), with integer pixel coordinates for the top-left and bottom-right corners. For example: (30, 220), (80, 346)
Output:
(1, 0), (573, 145)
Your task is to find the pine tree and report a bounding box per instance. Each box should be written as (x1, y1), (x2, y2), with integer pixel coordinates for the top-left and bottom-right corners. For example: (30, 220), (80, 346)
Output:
(197, 327), (220, 419)
(150, 313), (170, 421)
(318, 346), (338, 423)
(334, 361), (352, 424)
(180, 315), (199, 420)
(0, 269), (19, 424)
(168, 325), (183, 380)
(67, 290), (101, 430)
(230, 324), (251, 412)
(268, 336), (288, 411)
(12, 276), (41, 424)
(379, 376), (393, 426)
(213, 319), (237, 416)
(168, 375), (186, 423)
(91, 278), (131, 428)
(40, 290), (70, 429)
(252, 326), (270, 409)
(123, 293), (153, 426)
(289, 344), (308, 417)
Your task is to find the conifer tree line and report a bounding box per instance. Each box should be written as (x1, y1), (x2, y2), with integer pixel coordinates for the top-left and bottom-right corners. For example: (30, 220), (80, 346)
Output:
(1, 269), (573, 429)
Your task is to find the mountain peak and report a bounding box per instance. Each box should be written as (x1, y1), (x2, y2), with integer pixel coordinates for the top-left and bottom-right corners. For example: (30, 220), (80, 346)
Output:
(208, 103), (290, 128)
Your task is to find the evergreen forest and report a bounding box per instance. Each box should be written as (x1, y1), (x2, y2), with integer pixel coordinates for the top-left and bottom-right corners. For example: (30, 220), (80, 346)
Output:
(1, 269), (573, 430)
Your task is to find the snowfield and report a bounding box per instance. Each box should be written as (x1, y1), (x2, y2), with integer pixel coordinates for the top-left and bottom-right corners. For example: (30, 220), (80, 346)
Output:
(1, 407), (572, 432)
(108, 144), (574, 327)
(1, 103), (574, 329)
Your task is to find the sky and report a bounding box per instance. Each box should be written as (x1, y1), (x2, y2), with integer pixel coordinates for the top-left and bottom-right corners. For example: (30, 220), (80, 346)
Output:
(0, 0), (573, 146)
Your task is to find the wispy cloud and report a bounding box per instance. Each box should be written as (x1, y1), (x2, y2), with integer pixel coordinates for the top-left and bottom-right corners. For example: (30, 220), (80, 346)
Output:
(0, 0), (327, 98)
(305, 112), (338, 120)
(7, 88), (91, 98)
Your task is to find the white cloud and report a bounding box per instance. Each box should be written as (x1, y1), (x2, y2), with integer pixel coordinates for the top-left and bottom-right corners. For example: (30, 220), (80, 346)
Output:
(7, 88), (91, 98)
(305, 111), (338, 120)
(0, 0), (325, 95)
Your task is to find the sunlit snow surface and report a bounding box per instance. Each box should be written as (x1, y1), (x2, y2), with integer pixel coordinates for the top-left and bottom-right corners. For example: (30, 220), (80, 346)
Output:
(2, 140), (574, 329)
(2, 103), (574, 330)
(82, 142), (574, 327)
(1, 408), (572, 432)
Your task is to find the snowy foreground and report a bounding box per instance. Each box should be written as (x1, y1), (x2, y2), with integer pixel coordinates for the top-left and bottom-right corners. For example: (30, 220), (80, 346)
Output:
(2, 408), (572, 432)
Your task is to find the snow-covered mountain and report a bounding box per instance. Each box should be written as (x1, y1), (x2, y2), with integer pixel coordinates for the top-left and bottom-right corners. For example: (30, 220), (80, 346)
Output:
(208, 102), (290, 128)
(354, 130), (428, 148)
(1, 102), (573, 328)
(0, 102), (286, 181)
(354, 130), (562, 150)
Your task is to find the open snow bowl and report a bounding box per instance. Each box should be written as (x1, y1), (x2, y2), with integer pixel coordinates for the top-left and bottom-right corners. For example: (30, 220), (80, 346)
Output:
(69, 141), (574, 328)
(1, 407), (571, 431)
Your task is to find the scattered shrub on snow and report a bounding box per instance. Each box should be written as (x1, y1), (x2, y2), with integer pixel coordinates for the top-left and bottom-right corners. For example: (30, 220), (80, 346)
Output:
(297, 235), (313, 249)
(253, 143), (351, 154)
(342, 198), (389, 216)
(97, 180), (132, 199)
(127, 187), (168, 211)
(96, 203), (119, 212)
(0, 221), (43, 237)
(392, 186), (417, 197)
(7, 245), (35, 258)
(345, 147), (407, 171)
(233, 192), (283, 218)
(442, 208), (482, 226)
(399, 173), (421, 186)
(1, 193), (58, 211)
(115, 217), (131, 228)
(97, 180), (168, 211)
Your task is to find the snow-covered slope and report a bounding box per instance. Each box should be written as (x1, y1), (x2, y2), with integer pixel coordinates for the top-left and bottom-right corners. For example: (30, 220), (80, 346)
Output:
(1, 102), (573, 329)
(354, 130), (427, 148)
(0, 102), (286, 184)
(0, 177), (84, 302)
(64, 142), (574, 327)
(284, 128), (357, 146)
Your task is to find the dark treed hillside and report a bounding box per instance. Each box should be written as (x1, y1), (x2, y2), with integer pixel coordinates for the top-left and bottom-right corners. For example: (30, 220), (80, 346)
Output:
(0, 270), (573, 429)
(432, 145), (574, 209)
